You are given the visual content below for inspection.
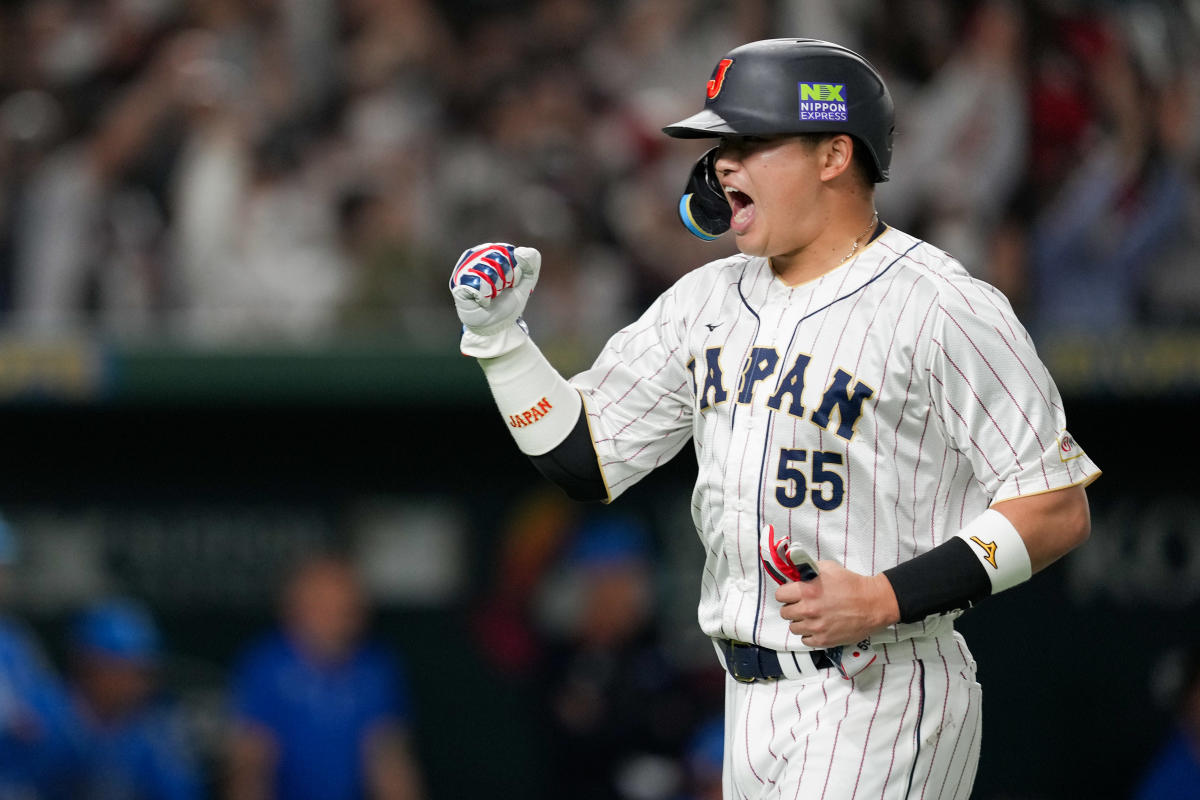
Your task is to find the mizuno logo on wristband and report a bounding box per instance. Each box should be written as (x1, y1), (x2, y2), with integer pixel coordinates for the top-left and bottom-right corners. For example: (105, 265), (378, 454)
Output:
(969, 536), (999, 569)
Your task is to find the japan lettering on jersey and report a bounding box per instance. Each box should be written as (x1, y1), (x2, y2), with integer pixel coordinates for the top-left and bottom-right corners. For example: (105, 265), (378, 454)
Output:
(569, 225), (1100, 652)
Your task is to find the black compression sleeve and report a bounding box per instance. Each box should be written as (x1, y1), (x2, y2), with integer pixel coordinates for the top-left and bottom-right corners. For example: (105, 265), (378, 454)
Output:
(882, 537), (992, 623)
(527, 405), (608, 502)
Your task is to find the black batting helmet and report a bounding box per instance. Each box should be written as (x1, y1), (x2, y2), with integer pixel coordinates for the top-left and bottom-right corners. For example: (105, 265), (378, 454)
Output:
(664, 39), (894, 240)
(664, 38), (894, 181)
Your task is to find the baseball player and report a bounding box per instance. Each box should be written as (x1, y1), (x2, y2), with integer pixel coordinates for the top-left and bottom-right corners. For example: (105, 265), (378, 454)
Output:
(449, 39), (1100, 799)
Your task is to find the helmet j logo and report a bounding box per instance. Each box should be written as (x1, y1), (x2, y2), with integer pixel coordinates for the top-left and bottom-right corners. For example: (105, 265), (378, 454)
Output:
(706, 58), (734, 99)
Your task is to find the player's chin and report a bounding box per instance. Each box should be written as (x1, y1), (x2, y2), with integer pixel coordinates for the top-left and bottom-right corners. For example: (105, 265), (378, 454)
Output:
(731, 230), (770, 258)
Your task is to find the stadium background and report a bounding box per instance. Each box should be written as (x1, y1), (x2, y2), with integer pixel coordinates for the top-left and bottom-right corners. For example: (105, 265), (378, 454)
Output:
(1, 0), (1198, 797)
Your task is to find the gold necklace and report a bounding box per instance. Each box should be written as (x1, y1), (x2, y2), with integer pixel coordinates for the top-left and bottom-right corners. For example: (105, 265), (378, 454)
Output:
(840, 210), (879, 265)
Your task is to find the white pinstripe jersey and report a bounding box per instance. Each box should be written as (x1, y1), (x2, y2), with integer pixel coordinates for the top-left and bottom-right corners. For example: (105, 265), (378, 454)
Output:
(570, 224), (1100, 652)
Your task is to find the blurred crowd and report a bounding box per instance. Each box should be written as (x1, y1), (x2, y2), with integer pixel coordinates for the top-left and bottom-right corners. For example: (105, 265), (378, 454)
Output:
(3, 494), (1199, 799)
(0, 535), (428, 799)
(1, 3), (1198, 797)
(0, 0), (1196, 357)
(0, 499), (733, 800)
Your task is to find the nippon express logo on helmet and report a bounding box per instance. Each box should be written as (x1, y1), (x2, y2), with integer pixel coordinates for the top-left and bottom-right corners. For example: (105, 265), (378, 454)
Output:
(798, 83), (846, 121)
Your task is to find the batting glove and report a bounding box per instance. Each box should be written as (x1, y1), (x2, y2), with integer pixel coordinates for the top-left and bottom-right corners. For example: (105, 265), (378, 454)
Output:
(760, 524), (813, 585)
(450, 243), (541, 358)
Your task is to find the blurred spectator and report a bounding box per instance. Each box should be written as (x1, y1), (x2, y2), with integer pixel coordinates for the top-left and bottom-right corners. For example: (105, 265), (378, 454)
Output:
(65, 598), (203, 800)
(167, 29), (349, 341)
(0, 0), (1197, 352)
(0, 514), (80, 799)
(470, 488), (577, 678)
(538, 515), (712, 800)
(1027, 6), (1196, 334)
(1136, 645), (1200, 799)
(226, 554), (423, 800)
(877, 0), (1028, 275)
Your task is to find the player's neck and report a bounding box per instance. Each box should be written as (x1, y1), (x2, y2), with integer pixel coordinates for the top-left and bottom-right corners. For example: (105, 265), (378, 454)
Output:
(769, 202), (879, 286)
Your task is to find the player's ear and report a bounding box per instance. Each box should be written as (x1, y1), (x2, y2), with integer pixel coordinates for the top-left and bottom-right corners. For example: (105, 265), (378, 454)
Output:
(818, 134), (855, 182)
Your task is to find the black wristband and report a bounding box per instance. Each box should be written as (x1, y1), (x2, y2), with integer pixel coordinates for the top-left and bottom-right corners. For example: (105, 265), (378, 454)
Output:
(883, 537), (992, 624)
(528, 405), (608, 502)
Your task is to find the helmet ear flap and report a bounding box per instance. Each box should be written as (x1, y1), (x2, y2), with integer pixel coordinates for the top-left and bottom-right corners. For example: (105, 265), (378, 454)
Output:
(678, 147), (730, 241)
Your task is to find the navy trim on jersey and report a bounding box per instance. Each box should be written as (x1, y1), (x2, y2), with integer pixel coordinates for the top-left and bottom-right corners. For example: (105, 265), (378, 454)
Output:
(732, 259), (763, 433)
(789, 237), (920, 331)
(733, 258), (766, 640)
(868, 218), (886, 243)
(903, 659), (927, 799)
(749, 236), (922, 642)
(751, 399), (777, 641)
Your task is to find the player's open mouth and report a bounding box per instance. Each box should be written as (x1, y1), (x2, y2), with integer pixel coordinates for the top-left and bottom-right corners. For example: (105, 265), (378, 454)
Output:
(724, 187), (755, 233)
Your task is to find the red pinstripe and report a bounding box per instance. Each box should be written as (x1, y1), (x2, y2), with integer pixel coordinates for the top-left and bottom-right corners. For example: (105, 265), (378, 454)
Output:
(956, 471), (972, 528)
(686, 272), (739, 332)
(598, 345), (681, 413)
(870, 277), (923, 572)
(601, 379), (689, 440)
(939, 308), (1047, 453)
(930, 448), (949, 547)
(918, 642), (950, 799)
(895, 246), (980, 316)
(603, 447), (674, 489)
(938, 680), (979, 800)
(744, 686), (766, 787)
(894, 295), (938, 561)
(834, 266), (896, 564)
(951, 693), (981, 798)
(968, 276), (1023, 347)
(819, 689), (853, 800)
(997, 332), (1062, 413)
(767, 681), (782, 761)
(880, 665), (916, 799)
(850, 670), (888, 799)
(931, 336), (1024, 468)
(724, 275), (770, 597)
(794, 261), (859, 563)
(928, 372), (1003, 479)
(908, 409), (933, 558)
(793, 733), (811, 800)
(939, 308), (1052, 491)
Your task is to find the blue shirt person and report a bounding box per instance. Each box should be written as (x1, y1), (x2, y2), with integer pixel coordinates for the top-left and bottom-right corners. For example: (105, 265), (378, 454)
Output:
(66, 599), (202, 800)
(0, 514), (82, 799)
(1136, 647), (1200, 800)
(228, 555), (424, 800)
(0, 617), (81, 799)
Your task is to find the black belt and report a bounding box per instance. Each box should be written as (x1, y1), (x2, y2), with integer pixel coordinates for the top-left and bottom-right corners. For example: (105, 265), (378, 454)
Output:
(717, 639), (840, 683)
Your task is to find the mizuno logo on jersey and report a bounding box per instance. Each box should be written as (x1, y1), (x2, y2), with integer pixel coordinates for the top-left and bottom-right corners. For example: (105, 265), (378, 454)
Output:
(969, 536), (999, 569)
(509, 397), (554, 429)
(686, 346), (874, 441)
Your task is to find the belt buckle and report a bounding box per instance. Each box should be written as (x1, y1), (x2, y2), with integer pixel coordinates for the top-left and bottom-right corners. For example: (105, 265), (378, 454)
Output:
(727, 640), (760, 683)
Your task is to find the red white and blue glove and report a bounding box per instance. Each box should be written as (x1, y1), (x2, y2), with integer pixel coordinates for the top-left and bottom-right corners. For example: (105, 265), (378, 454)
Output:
(450, 243), (541, 358)
(759, 524), (818, 585)
(760, 524), (876, 679)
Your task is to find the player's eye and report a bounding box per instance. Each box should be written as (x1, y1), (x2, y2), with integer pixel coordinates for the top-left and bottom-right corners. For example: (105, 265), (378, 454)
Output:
(717, 135), (774, 159)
